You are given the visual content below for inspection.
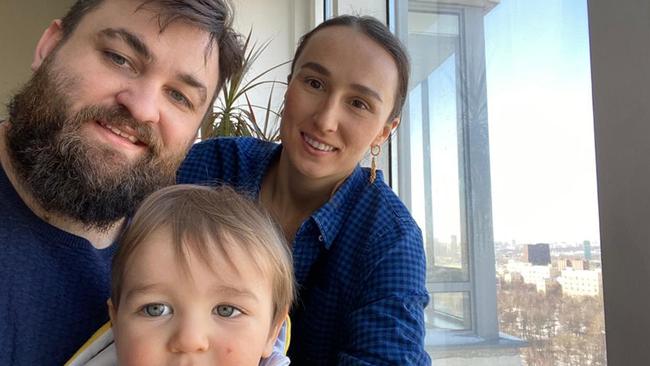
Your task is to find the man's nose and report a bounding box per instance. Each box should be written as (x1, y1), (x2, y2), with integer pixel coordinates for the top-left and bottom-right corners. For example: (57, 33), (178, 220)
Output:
(115, 80), (162, 124)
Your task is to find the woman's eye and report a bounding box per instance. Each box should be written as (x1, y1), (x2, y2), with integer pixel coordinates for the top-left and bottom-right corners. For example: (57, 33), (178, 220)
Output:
(351, 99), (369, 110)
(213, 305), (242, 318)
(307, 79), (323, 90)
(141, 303), (172, 317)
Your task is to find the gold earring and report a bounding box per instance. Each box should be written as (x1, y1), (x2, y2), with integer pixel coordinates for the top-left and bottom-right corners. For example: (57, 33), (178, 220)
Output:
(370, 145), (381, 184)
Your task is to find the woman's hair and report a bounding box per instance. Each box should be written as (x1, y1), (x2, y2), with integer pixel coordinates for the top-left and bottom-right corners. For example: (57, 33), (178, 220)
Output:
(290, 15), (410, 121)
(60, 0), (243, 101)
(110, 184), (295, 325)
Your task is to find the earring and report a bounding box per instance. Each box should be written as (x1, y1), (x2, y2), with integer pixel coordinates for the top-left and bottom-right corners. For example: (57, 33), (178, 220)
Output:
(370, 145), (381, 184)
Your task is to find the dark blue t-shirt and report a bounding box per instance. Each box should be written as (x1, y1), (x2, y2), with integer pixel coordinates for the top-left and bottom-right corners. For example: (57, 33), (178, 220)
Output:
(0, 167), (115, 365)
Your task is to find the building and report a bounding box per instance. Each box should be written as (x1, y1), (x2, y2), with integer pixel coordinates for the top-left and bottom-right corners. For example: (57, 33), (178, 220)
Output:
(505, 261), (553, 293)
(555, 258), (590, 271)
(558, 269), (603, 297)
(584, 240), (592, 261)
(524, 244), (551, 266)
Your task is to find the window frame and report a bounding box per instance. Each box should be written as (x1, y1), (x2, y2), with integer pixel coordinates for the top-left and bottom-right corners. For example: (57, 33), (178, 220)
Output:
(392, 0), (499, 341)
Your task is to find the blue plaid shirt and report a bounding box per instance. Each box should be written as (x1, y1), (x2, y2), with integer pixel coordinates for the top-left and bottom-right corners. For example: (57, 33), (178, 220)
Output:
(177, 137), (430, 365)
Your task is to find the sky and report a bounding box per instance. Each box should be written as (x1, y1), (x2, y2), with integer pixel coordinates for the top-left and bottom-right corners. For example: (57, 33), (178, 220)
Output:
(408, 0), (599, 246)
(484, 0), (598, 244)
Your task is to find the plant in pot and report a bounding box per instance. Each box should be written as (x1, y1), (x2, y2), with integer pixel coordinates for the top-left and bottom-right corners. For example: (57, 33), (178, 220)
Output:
(200, 30), (289, 142)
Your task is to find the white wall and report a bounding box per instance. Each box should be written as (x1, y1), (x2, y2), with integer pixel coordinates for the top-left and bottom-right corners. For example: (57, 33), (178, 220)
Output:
(0, 0), (75, 118)
(334, 0), (387, 20)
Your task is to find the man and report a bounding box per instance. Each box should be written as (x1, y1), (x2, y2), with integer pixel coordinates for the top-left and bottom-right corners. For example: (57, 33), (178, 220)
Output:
(0, 0), (242, 364)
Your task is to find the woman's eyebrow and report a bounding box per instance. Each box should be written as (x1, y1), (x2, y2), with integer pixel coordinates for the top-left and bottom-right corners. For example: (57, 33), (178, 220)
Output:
(300, 61), (382, 102)
(300, 61), (330, 76)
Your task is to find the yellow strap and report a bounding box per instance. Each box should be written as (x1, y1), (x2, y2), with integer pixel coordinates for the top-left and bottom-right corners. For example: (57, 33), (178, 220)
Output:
(285, 316), (291, 354)
(64, 322), (112, 366)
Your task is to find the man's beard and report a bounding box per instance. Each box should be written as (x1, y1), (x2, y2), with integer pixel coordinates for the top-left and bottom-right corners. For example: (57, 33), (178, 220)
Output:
(6, 56), (188, 231)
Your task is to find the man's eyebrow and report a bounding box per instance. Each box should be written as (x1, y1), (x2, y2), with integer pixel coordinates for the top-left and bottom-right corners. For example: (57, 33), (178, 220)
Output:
(99, 28), (152, 62)
(178, 73), (208, 105)
(99, 28), (208, 105)
(300, 61), (383, 102)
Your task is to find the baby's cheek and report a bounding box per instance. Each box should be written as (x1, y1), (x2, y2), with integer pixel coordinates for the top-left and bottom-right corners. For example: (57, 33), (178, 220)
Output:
(215, 338), (260, 365)
(116, 333), (162, 366)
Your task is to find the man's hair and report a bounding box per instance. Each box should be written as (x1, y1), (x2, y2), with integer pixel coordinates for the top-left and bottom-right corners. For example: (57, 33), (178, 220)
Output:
(111, 184), (295, 325)
(290, 15), (410, 121)
(60, 0), (243, 105)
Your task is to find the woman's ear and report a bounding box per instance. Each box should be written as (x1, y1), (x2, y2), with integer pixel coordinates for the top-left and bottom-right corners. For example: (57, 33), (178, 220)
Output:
(372, 117), (400, 146)
(32, 19), (64, 71)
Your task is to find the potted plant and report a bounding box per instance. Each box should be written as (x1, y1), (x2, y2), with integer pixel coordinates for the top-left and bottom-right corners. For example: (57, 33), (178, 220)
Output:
(200, 30), (289, 142)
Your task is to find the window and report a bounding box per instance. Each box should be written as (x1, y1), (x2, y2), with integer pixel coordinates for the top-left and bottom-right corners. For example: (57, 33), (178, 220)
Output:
(393, 0), (605, 364)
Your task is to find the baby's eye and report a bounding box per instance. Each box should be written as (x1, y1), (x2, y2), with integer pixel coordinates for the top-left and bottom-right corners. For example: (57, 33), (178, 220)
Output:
(141, 303), (172, 317)
(213, 304), (242, 318)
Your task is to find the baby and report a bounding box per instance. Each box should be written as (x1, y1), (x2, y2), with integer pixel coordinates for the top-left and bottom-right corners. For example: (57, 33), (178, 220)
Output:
(67, 184), (295, 365)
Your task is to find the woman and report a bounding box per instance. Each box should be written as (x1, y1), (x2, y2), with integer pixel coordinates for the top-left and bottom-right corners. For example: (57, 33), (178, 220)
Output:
(178, 15), (430, 365)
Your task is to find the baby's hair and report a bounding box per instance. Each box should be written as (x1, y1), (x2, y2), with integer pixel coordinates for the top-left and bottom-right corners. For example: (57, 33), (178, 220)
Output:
(110, 184), (295, 325)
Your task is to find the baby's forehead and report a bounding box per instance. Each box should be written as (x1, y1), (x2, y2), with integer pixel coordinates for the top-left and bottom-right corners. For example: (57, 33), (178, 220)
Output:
(124, 233), (274, 291)
(131, 226), (271, 278)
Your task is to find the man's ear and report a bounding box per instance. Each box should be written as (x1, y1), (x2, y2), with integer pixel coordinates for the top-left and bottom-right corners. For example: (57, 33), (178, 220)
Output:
(262, 314), (288, 358)
(32, 19), (64, 71)
(107, 298), (117, 326)
(372, 117), (400, 146)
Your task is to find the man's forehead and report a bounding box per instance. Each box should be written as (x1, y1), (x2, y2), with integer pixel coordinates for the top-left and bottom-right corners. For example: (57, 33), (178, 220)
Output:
(77, 1), (219, 76)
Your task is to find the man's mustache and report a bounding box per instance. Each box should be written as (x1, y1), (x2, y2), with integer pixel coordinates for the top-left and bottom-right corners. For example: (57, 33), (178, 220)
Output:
(72, 105), (161, 154)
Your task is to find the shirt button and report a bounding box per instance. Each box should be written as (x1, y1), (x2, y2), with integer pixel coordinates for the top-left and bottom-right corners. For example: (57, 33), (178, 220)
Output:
(318, 235), (323, 242)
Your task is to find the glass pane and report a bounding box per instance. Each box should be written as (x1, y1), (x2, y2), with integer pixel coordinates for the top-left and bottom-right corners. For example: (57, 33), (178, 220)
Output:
(429, 292), (471, 331)
(400, 0), (606, 364)
(408, 11), (469, 283)
(487, 1), (606, 364)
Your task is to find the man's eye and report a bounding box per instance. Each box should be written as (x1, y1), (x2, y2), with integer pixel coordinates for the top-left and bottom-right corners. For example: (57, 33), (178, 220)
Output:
(213, 305), (242, 318)
(141, 303), (172, 317)
(106, 51), (128, 66)
(169, 89), (192, 108)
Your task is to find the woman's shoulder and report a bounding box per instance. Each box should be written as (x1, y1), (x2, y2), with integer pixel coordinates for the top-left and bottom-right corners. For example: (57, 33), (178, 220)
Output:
(339, 168), (421, 241)
(357, 169), (417, 222)
(334, 170), (425, 278)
